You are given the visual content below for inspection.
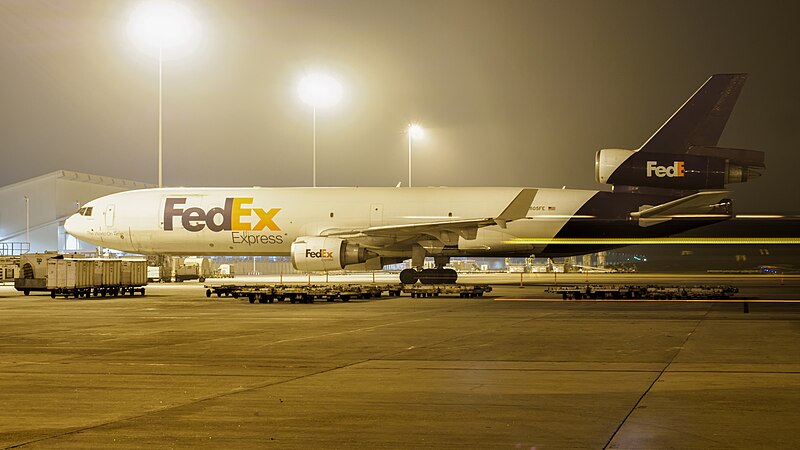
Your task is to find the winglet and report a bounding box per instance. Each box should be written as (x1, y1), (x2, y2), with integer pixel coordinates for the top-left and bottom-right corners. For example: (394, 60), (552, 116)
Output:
(495, 189), (537, 228)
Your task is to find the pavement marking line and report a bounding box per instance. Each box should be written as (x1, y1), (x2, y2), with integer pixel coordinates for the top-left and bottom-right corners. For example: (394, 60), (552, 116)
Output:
(602, 303), (712, 449)
(2, 316), (445, 448)
(377, 309), (560, 360)
(496, 298), (800, 303)
(4, 357), (374, 449)
(255, 317), (432, 348)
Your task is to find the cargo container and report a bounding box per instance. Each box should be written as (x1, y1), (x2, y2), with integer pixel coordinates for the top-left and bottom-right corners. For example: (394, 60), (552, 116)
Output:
(11, 254), (147, 299)
(47, 258), (94, 298)
(120, 259), (147, 295)
(88, 259), (122, 296)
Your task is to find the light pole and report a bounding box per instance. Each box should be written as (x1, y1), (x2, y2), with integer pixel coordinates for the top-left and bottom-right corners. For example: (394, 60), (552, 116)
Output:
(298, 73), (342, 187)
(407, 123), (424, 187)
(127, 0), (200, 188)
(24, 196), (29, 252)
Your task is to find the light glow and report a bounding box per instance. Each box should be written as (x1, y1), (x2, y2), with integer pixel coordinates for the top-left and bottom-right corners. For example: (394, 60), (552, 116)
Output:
(127, 0), (200, 57)
(298, 73), (343, 108)
(408, 123), (424, 139)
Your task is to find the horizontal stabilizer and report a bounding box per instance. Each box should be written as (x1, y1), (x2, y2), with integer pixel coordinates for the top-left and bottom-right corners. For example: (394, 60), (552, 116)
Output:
(630, 191), (732, 227)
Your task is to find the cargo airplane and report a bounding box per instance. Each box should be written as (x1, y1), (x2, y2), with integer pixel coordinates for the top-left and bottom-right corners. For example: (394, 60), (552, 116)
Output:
(65, 74), (764, 284)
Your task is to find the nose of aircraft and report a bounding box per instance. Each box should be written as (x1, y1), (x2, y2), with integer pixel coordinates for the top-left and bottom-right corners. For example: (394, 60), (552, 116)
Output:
(64, 213), (82, 237)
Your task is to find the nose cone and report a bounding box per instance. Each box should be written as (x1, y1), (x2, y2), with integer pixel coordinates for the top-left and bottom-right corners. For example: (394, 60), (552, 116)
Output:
(64, 213), (82, 238)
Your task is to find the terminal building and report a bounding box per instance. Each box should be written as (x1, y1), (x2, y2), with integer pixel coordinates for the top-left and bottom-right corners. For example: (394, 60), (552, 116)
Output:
(0, 170), (154, 255)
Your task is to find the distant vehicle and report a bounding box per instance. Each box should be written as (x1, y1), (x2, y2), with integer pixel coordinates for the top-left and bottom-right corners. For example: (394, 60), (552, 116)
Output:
(175, 257), (212, 282)
(65, 74), (764, 284)
(215, 263), (235, 278)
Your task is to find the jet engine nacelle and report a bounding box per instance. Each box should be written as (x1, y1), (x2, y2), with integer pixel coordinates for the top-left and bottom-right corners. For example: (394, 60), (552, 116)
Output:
(595, 148), (762, 190)
(291, 236), (373, 272)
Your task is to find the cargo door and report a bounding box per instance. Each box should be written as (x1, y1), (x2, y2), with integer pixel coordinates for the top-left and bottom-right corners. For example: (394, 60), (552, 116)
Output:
(105, 204), (115, 228)
(369, 204), (383, 227)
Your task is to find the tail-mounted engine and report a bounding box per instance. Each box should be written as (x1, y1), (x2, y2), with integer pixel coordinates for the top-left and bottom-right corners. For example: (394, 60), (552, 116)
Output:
(291, 236), (375, 271)
(596, 146), (764, 190)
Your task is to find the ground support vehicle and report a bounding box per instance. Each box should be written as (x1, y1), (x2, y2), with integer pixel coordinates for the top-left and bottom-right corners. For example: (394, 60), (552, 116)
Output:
(239, 286), (279, 304)
(204, 283), (244, 298)
(546, 284), (739, 300)
(12, 255), (147, 298)
(402, 284), (493, 298)
(204, 283), (404, 303)
(15, 252), (61, 295)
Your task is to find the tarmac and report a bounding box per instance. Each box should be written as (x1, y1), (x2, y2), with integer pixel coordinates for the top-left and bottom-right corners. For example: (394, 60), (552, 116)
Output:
(1, 273), (799, 449)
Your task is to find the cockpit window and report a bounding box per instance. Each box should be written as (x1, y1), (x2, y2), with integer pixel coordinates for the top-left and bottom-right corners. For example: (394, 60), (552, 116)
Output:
(78, 207), (93, 216)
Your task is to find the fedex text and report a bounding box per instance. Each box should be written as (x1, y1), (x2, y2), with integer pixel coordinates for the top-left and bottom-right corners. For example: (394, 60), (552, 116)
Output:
(646, 161), (685, 178)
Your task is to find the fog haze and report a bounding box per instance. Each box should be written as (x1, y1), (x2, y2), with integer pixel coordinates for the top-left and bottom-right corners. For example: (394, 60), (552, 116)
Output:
(1, 0), (798, 212)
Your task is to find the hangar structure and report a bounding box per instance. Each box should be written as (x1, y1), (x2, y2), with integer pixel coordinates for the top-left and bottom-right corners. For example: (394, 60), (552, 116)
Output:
(0, 170), (154, 255)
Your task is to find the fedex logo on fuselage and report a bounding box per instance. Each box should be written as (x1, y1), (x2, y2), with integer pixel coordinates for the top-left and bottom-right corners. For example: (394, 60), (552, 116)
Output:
(646, 161), (685, 178)
(164, 197), (280, 232)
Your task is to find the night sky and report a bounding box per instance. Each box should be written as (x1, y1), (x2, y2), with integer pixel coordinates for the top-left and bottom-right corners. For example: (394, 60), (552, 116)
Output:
(1, 0), (798, 212)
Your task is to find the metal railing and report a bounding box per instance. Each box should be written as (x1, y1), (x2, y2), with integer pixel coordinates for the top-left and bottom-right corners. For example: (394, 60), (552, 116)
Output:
(0, 242), (30, 256)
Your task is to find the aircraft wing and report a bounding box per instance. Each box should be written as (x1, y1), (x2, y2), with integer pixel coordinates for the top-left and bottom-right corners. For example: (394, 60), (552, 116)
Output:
(322, 188), (537, 245)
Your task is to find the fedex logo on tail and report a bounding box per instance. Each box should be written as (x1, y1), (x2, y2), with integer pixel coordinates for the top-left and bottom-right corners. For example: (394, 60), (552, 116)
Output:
(164, 198), (280, 232)
(646, 161), (685, 178)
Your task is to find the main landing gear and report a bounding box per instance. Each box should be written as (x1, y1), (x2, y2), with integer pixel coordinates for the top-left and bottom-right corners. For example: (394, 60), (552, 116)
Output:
(400, 246), (458, 284)
(399, 268), (458, 285)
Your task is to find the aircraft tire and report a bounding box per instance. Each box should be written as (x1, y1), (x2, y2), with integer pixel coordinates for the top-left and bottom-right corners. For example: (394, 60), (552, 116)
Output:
(442, 269), (458, 284)
(399, 269), (419, 284)
(418, 269), (437, 284)
(419, 268), (458, 285)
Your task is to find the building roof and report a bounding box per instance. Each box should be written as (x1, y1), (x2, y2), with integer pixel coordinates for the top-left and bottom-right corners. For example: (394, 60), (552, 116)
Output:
(0, 170), (156, 191)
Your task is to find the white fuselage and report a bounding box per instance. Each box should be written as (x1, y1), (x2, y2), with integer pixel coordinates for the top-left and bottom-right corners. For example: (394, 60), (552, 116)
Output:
(64, 186), (599, 257)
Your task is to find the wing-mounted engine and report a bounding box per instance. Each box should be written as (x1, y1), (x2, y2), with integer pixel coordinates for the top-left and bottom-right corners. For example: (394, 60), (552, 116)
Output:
(595, 147), (764, 190)
(291, 236), (376, 271)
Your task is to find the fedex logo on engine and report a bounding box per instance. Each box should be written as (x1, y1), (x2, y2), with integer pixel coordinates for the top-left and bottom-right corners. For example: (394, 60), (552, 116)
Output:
(164, 197), (280, 232)
(305, 248), (334, 259)
(646, 161), (685, 178)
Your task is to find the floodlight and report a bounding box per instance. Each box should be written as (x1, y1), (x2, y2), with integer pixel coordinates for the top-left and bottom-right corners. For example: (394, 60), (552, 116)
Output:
(127, 0), (200, 57)
(408, 123), (424, 140)
(298, 73), (343, 109)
